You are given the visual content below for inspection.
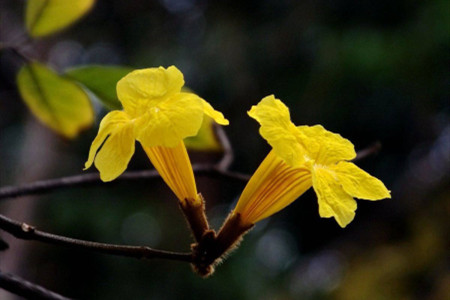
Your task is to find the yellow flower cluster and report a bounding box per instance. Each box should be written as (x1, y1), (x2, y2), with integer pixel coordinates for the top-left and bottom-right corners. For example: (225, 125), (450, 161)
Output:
(85, 67), (390, 228)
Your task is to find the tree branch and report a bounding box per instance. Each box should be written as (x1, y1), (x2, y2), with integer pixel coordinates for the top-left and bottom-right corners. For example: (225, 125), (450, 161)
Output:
(0, 214), (193, 263)
(0, 165), (250, 201)
(0, 44), (32, 63)
(0, 143), (379, 201)
(214, 125), (234, 171)
(0, 270), (72, 300)
(354, 142), (382, 162)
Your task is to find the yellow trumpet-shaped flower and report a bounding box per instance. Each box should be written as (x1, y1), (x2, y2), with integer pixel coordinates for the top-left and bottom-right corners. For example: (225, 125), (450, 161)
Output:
(233, 95), (390, 227)
(84, 66), (228, 203)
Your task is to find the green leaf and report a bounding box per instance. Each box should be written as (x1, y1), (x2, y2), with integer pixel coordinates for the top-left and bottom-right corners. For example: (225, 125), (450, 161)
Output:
(184, 116), (223, 151)
(17, 62), (94, 139)
(25, 0), (96, 37)
(66, 65), (133, 110)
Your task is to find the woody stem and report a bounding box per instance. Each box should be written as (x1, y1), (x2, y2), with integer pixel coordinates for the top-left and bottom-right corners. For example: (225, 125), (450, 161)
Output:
(190, 213), (254, 277)
(179, 194), (210, 242)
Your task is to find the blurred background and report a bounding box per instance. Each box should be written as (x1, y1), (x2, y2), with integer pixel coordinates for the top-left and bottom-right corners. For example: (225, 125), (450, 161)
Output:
(0, 0), (449, 299)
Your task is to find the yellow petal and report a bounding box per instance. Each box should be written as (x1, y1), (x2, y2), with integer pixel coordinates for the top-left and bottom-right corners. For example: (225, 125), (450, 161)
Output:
(84, 111), (131, 170)
(200, 98), (229, 125)
(135, 93), (204, 148)
(296, 125), (356, 165)
(184, 116), (223, 151)
(248, 95), (306, 167)
(94, 121), (135, 182)
(333, 161), (391, 200)
(142, 142), (198, 203)
(116, 66), (184, 116)
(312, 166), (357, 228)
(234, 151), (312, 225)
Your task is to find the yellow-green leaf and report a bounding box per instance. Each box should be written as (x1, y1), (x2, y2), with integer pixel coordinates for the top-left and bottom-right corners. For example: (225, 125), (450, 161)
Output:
(25, 0), (96, 37)
(66, 65), (133, 110)
(17, 62), (94, 138)
(184, 116), (223, 151)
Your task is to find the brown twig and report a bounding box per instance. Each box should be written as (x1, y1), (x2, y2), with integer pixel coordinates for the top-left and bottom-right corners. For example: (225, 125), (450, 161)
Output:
(0, 143), (378, 202)
(214, 125), (234, 171)
(0, 44), (32, 63)
(0, 270), (72, 300)
(0, 214), (193, 262)
(191, 213), (253, 277)
(354, 142), (382, 162)
(0, 165), (250, 201)
(179, 194), (210, 242)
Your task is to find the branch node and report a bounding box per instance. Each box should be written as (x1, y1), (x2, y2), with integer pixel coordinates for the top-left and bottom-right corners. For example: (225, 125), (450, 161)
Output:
(190, 213), (253, 277)
(21, 223), (35, 233)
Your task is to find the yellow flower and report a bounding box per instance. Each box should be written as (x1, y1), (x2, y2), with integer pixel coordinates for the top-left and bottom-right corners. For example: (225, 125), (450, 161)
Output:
(84, 66), (228, 203)
(233, 95), (390, 227)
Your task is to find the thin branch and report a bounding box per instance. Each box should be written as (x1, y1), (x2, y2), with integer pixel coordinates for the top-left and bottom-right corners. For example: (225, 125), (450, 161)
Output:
(0, 165), (250, 201)
(0, 144), (378, 201)
(215, 125), (234, 171)
(0, 214), (193, 263)
(0, 44), (32, 63)
(354, 142), (382, 162)
(0, 270), (72, 300)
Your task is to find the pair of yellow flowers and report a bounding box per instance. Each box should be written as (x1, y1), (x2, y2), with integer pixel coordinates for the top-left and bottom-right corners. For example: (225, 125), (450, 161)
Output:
(85, 66), (390, 228)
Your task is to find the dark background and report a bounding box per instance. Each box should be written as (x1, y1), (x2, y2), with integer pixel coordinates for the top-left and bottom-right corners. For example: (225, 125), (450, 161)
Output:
(0, 0), (449, 299)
